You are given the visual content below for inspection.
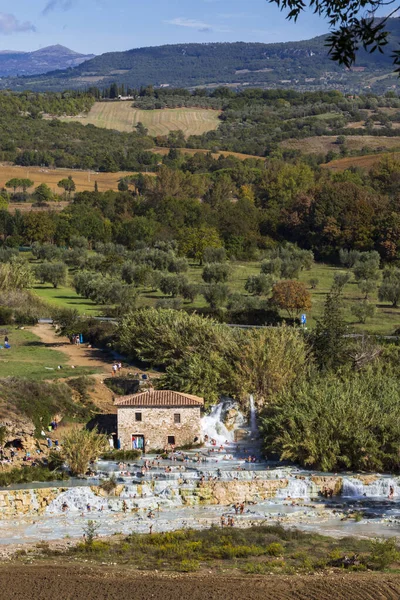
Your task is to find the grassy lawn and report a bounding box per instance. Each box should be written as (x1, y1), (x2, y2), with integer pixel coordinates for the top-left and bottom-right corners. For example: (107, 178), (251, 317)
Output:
(31, 260), (400, 335)
(33, 283), (101, 316)
(0, 327), (98, 380)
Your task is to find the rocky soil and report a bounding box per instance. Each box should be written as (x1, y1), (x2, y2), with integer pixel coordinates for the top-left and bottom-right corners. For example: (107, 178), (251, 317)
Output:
(1, 565), (400, 600)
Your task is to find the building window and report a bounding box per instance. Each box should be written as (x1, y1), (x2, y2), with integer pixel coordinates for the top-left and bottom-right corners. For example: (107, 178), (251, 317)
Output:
(168, 436), (175, 445)
(174, 413), (181, 424)
(135, 412), (142, 422)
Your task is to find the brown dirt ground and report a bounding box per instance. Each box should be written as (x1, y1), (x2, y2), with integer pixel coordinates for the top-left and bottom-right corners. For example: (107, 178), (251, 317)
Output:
(32, 323), (116, 413)
(0, 564), (400, 600)
(321, 151), (400, 172)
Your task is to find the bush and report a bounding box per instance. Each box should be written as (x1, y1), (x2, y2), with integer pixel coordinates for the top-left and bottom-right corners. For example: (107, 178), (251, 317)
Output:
(266, 542), (284, 556)
(261, 370), (400, 471)
(202, 282), (231, 309)
(351, 301), (376, 323)
(101, 449), (142, 461)
(0, 306), (13, 325)
(61, 427), (108, 476)
(245, 274), (274, 296)
(370, 538), (400, 570)
(159, 274), (188, 297)
(177, 559), (200, 572)
(0, 465), (67, 487)
(203, 247), (226, 263)
(202, 263), (231, 283)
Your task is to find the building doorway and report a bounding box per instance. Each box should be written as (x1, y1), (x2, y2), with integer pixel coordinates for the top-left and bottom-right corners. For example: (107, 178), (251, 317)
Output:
(167, 435), (175, 446)
(132, 435), (144, 451)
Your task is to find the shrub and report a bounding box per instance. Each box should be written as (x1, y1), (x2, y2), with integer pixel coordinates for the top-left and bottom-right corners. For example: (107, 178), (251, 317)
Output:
(261, 257), (282, 277)
(202, 262), (231, 283)
(0, 306), (13, 325)
(266, 542), (284, 556)
(159, 274), (187, 297)
(177, 559), (200, 572)
(332, 271), (351, 292)
(202, 282), (231, 309)
(100, 474), (118, 494)
(309, 278), (319, 289)
(261, 370), (400, 471)
(203, 247), (226, 263)
(61, 427), (108, 476)
(101, 449), (141, 461)
(351, 301), (376, 324)
(370, 538), (400, 570)
(245, 274), (274, 296)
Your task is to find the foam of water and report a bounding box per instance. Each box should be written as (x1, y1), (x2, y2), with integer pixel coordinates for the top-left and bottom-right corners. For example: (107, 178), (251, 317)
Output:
(342, 477), (400, 498)
(249, 395), (257, 434)
(201, 399), (244, 444)
(276, 478), (312, 500)
(46, 488), (108, 514)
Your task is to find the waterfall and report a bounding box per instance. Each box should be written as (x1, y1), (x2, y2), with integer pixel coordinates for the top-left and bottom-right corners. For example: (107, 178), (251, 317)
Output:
(249, 395), (257, 434)
(276, 478), (312, 499)
(201, 399), (244, 444)
(342, 477), (400, 498)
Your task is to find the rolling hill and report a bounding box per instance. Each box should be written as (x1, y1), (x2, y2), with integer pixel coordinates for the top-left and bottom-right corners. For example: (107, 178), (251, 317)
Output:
(3, 19), (400, 93)
(0, 45), (95, 77)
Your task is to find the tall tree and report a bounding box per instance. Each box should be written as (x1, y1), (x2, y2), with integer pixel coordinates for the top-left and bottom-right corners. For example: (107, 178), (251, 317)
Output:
(313, 292), (349, 371)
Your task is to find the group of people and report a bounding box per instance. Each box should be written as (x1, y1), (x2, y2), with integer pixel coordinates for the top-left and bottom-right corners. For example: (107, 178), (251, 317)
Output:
(220, 515), (235, 527)
(111, 362), (122, 376)
(71, 334), (82, 346)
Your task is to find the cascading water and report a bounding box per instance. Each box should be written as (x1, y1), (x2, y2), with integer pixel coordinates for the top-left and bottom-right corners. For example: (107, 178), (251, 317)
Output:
(342, 477), (400, 498)
(201, 399), (244, 444)
(276, 478), (313, 499)
(249, 395), (257, 434)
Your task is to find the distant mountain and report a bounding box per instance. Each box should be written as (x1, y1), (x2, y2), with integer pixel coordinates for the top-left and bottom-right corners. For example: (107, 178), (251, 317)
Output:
(2, 19), (400, 93)
(0, 45), (95, 76)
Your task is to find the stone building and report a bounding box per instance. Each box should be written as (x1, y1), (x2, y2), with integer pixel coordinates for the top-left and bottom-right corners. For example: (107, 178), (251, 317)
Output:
(115, 389), (204, 452)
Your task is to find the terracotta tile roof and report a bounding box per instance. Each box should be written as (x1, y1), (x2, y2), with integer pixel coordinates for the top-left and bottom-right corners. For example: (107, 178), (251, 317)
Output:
(114, 389), (204, 408)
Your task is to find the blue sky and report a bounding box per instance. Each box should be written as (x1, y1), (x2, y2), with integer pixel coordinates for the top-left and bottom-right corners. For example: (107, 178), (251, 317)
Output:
(0, 0), (379, 55)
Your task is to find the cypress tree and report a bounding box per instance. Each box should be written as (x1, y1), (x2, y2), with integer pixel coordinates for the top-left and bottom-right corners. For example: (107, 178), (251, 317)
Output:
(313, 291), (349, 371)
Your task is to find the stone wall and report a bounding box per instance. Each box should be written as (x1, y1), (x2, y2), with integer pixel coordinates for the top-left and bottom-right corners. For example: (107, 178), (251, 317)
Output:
(117, 406), (202, 451)
(0, 488), (64, 518)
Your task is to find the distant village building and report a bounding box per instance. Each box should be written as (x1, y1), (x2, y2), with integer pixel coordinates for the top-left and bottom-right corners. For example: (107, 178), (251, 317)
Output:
(115, 390), (204, 452)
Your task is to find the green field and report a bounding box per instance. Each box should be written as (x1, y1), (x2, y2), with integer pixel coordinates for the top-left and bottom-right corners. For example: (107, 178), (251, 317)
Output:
(30, 261), (400, 336)
(0, 327), (98, 380)
(60, 102), (222, 136)
(33, 283), (100, 316)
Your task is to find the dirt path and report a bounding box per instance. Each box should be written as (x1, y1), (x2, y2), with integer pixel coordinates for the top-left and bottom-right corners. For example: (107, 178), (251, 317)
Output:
(32, 323), (114, 371)
(1, 565), (400, 600)
(31, 323), (116, 413)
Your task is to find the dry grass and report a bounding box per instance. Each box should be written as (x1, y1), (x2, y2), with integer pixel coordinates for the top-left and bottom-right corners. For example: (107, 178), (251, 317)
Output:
(150, 147), (265, 161)
(322, 151), (400, 172)
(280, 135), (400, 155)
(59, 103), (222, 137)
(0, 164), (154, 195)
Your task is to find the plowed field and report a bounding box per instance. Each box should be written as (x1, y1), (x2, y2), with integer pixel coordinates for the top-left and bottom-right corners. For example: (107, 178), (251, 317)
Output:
(1, 565), (400, 600)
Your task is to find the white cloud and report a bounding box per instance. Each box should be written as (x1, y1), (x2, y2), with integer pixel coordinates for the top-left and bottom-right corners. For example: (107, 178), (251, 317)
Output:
(165, 17), (213, 32)
(0, 13), (36, 34)
(165, 17), (232, 34)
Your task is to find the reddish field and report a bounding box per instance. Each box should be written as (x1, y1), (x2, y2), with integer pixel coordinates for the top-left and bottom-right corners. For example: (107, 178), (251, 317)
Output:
(322, 151), (400, 172)
(1, 565), (400, 600)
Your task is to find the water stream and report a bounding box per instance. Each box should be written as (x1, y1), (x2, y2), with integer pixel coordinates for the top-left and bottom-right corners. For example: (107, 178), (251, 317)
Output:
(0, 400), (399, 545)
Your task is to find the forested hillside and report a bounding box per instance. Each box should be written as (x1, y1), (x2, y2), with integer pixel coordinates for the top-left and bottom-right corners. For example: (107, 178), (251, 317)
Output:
(4, 18), (400, 94)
